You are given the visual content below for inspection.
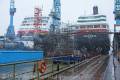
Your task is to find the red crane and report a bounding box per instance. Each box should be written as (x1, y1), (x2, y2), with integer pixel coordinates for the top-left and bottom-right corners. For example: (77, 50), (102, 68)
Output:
(34, 7), (42, 33)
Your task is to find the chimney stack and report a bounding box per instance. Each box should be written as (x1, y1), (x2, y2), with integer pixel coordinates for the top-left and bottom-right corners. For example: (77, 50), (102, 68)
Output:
(93, 6), (98, 15)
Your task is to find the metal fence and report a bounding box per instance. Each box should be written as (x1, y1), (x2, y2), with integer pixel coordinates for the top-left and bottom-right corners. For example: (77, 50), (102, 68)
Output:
(0, 56), (84, 80)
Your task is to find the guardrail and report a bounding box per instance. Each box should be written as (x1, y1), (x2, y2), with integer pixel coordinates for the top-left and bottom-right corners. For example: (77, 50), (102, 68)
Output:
(0, 55), (100, 80)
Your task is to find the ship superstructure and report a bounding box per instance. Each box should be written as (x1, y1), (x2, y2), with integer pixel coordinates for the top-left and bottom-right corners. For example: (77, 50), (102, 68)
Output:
(76, 14), (109, 32)
(17, 16), (49, 36)
(73, 6), (110, 55)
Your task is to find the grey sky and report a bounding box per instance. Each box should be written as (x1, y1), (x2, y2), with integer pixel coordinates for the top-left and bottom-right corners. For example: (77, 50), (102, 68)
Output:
(0, 0), (114, 35)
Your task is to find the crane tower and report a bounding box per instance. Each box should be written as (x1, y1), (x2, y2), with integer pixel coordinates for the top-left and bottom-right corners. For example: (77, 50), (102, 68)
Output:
(114, 0), (120, 25)
(6, 0), (16, 40)
(50, 0), (61, 32)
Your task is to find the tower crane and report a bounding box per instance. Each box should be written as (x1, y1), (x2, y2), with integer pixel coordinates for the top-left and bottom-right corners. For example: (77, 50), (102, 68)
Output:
(6, 0), (16, 40)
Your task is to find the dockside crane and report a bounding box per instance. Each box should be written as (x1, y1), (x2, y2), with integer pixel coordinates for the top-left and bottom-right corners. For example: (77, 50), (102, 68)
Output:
(113, 0), (120, 54)
(43, 0), (61, 56)
(114, 0), (120, 27)
(50, 0), (61, 33)
(6, 0), (16, 40)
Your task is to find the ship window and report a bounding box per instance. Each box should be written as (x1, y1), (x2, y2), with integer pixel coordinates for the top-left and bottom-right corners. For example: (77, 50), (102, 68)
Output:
(76, 26), (79, 29)
(102, 25), (106, 28)
(94, 25), (100, 28)
(87, 25), (93, 28)
(80, 25), (85, 29)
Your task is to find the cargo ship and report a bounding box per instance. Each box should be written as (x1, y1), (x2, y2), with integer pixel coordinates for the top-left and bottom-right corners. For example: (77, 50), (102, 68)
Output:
(73, 6), (110, 55)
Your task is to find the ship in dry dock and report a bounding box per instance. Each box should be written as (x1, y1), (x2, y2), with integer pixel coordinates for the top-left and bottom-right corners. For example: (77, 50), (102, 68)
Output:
(72, 6), (110, 55)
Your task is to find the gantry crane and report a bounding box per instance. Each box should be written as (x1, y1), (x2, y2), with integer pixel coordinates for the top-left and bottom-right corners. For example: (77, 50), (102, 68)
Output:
(6, 0), (16, 40)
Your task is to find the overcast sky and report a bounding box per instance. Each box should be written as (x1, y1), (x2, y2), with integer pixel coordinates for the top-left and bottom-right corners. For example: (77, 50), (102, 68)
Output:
(0, 0), (114, 35)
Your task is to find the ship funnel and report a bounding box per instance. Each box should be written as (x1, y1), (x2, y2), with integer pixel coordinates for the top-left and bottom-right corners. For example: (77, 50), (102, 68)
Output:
(93, 6), (98, 15)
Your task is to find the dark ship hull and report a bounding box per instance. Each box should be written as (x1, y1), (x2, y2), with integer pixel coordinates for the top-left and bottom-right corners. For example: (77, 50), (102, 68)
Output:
(75, 33), (110, 55)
